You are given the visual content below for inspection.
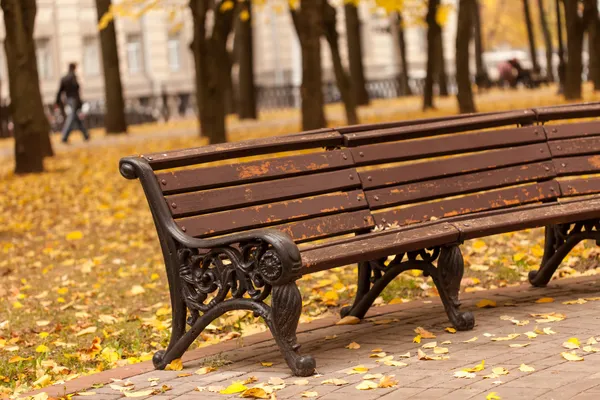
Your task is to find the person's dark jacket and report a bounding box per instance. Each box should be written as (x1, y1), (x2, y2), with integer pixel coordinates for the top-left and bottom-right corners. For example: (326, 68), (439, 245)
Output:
(56, 72), (82, 110)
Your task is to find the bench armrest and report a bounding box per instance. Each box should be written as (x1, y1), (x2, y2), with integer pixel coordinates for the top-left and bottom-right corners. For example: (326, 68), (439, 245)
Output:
(119, 156), (302, 285)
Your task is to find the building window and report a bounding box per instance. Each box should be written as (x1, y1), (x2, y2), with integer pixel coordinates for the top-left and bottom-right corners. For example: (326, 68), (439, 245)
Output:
(83, 37), (100, 76)
(126, 34), (144, 74)
(167, 35), (181, 72)
(36, 38), (53, 79)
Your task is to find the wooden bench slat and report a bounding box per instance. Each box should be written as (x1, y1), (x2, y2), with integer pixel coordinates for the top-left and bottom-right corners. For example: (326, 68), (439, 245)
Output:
(176, 190), (367, 238)
(545, 121), (600, 140)
(360, 143), (551, 190)
(457, 196), (600, 240)
(166, 168), (361, 217)
(549, 136), (600, 157)
(554, 155), (600, 175)
(366, 162), (555, 209)
(351, 125), (544, 166)
(373, 180), (560, 227)
(144, 129), (343, 170)
(301, 223), (460, 272)
(157, 149), (353, 194)
(343, 110), (536, 146)
(535, 102), (600, 122)
(559, 177), (600, 197)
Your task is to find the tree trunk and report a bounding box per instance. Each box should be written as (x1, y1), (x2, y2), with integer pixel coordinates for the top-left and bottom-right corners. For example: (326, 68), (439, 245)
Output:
(2, 0), (53, 174)
(473, 0), (489, 87)
(236, 1), (257, 119)
(96, 0), (127, 134)
(291, 1), (326, 131)
(323, 1), (358, 125)
(189, 0), (234, 144)
(344, 3), (369, 106)
(563, 0), (594, 100)
(436, 33), (449, 96)
(537, 0), (554, 81)
(423, 0), (440, 110)
(456, 0), (477, 113)
(523, 0), (540, 72)
(556, 0), (567, 92)
(395, 12), (412, 96)
(587, 2), (600, 90)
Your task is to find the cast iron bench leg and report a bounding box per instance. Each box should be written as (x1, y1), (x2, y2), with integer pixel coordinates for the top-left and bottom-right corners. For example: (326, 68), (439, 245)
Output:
(340, 245), (475, 331)
(529, 221), (600, 287)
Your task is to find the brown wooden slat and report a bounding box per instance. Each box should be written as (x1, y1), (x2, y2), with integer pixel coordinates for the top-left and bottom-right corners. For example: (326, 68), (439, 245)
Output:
(366, 162), (555, 209)
(554, 155), (600, 176)
(456, 197), (600, 240)
(243, 210), (374, 243)
(157, 149), (353, 194)
(166, 168), (361, 217)
(343, 110), (536, 146)
(559, 177), (600, 197)
(545, 121), (600, 140)
(143, 129), (342, 170)
(351, 125), (544, 166)
(360, 143), (551, 190)
(549, 136), (600, 157)
(373, 181), (560, 227)
(177, 190), (367, 237)
(534, 102), (600, 122)
(301, 223), (459, 272)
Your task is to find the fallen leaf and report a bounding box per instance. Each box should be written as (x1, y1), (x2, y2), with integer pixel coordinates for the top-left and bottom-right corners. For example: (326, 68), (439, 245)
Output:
(325, 335), (338, 340)
(445, 327), (457, 334)
(531, 312), (566, 323)
(486, 392), (501, 400)
(240, 387), (270, 399)
(336, 316), (360, 325)
(509, 343), (530, 348)
(398, 352), (411, 358)
(301, 391), (318, 397)
(165, 359), (183, 371)
(561, 352), (584, 361)
(177, 373), (192, 377)
(542, 327), (556, 335)
(66, 231), (83, 241)
(76, 326), (97, 336)
(348, 365), (369, 374)
(35, 345), (50, 353)
(463, 360), (485, 373)
(434, 347), (449, 354)
(563, 298), (587, 305)
(75, 392), (97, 396)
(355, 380), (378, 390)
(414, 327), (436, 338)
(583, 346), (600, 353)
(562, 338), (581, 350)
(524, 331), (538, 339)
(454, 371), (476, 379)
(195, 366), (216, 375)
(535, 297), (554, 303)
(294, 379), (309, 385)
(422, 342), (437, 349)
(363, 373), (383, 380)
(378, 375), (398, 388)
(491, 334), (520, 342)
(519, 364), (535, 372)
(511, 319), (530, 326)
(346, 342), (361, 350)
(476, 299), (497, 308)
(33, 374), (52, 387)
(587, 337), (598, 345)
(499, 315), (514, 321)
(371, 348), (383, 352)
(124, 390), (155, 398)
(268, 377), (285, 386)
(321, 378), (347, 386)
(413, 335), (422, 344)
(492, 367), (509, 376)
(220, 382), (248, 394)
(463, 337), (478, 343)
(370, 352), (387, 358)
(384, 360), (407, 367)
(130, 285), (145, 296)
(260, 362), (273, 367)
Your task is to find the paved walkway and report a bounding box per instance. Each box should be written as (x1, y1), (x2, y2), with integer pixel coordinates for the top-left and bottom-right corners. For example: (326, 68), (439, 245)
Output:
(26, 275), (600, 400)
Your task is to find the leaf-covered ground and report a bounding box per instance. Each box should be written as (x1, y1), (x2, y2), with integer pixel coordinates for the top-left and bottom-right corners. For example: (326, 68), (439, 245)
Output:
(1, 87), (600, 398)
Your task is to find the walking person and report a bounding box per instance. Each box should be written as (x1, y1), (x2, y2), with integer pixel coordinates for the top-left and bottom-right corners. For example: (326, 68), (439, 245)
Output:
(55, 62), (89, 143)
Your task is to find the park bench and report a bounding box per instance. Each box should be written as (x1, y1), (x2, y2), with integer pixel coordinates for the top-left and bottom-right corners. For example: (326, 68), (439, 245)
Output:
(120, 102), (600, 376)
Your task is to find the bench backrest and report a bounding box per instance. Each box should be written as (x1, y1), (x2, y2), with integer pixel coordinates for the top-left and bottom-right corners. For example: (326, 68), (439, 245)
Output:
(137, 103), (600, 246)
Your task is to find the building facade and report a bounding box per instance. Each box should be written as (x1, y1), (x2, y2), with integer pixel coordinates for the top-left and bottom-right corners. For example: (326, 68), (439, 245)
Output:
(0, 0), (458, 106)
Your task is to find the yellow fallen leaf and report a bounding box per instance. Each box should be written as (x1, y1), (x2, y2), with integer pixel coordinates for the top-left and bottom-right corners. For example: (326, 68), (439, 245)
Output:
(483, 373), (499, 379)
(511, 319), (530, 326)
(587, 337), (598, 345)
(486, 392), (501, 400)
(321, 378), (347, 386)
(76, 326), (97, 336)
(32, 393), (49, 400)
(525, 331), (538, 339)
(124, 390), (156, 398)
(260, 362), (273, 367)
(9, 355), (33, 363)
(356, 380), (378, 390)
(378, 375), (398, 388)
(463, 337), (478, 343)
(240, 387), (269, 399)
(476, 299), (497, 308)
(294, 379), (309, 385)
(531, 312), (566, 323)
(371, 348), (383, 352)
(301, 391), (318, 398)
(583, 346), (600, 352)
(33, 374), (52, 387)
(66, 231), (83, 241)
(350, 365), (369, 373)
(491, 334), (520, 341)
(165, 358), (183, 371)
(542, 327), (556, 335)
(513, 252), (526, 262)
(195, 366), (216, 375)
(535, 297), (554, 303)
(75, 392), (97, 396)
(492, 367), (509, 376)
(472, 240), (487, 250)
(422, 342), (437, 349)
(398, 352), (411, 358)
(384, 360), (407, 367)
(388, 297), (404, 305)
(445, 327), (457, 334)
(242, 377), (258, 385)
(414, 327), (436, 338)
(434, 347), (449, 354)
(130, 285), (145, 296)
(36, 320), (50, 327)
(519, 364), (535, 372)
(220, 382), (248, 394)
(562, 338), (580, 349)
(563, 298), (587, 305)
(336, 316), (360, 325)
(413, 335), (422, 343)
(463, 360), (485, 373)
(346, 342), (361, 350)
(509, 343), (530, 348)
(370, 352), (387, 358)
(454, 371), (476, 379)
(561, 352), (584, 361)
(35, 345), (50, 353)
